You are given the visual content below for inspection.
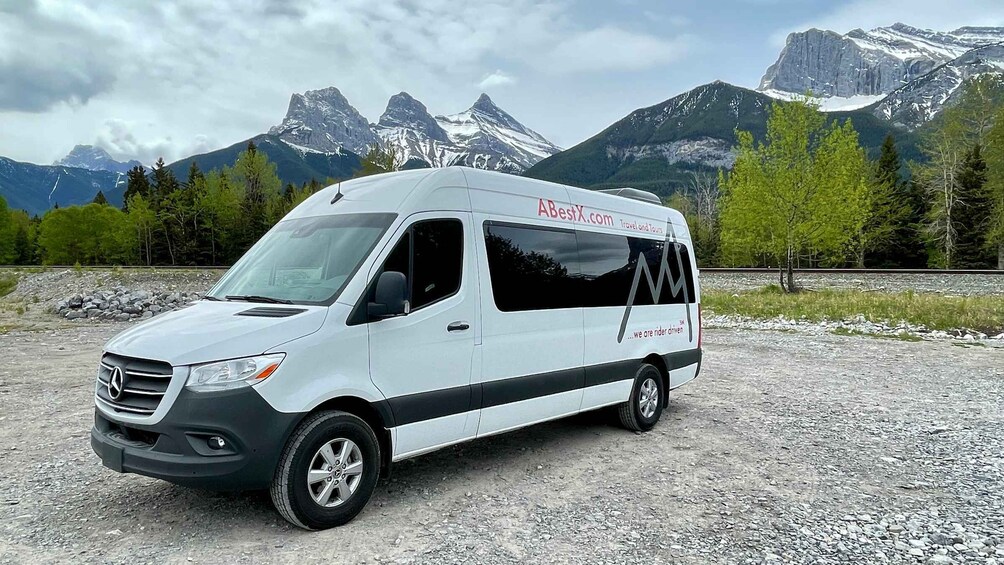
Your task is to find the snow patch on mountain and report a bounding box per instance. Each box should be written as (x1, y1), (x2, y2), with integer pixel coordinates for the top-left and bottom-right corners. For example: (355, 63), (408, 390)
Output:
(760, 89), (886, 112)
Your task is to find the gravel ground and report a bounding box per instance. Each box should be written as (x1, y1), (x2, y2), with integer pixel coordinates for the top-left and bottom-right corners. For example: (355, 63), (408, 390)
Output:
(700, 272), (1004, 296)
(1, 326), (1001, 564)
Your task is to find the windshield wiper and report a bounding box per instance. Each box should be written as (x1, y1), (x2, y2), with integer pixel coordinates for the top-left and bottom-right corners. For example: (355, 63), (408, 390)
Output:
(202, 295), (223, 301)
(225, 295), (294, 304)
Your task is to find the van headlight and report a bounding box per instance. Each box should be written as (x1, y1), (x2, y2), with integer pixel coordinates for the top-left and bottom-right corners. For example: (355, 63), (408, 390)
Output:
(185, 354), (285, 392)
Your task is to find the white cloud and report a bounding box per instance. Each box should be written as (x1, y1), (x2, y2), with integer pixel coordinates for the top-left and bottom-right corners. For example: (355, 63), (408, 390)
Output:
(773, 0), (1004, 47)
(542, 27), (694, 73)
(94, 119), (216, 166)
(0, 0), (699, 164)
(477, 70), (517, 90)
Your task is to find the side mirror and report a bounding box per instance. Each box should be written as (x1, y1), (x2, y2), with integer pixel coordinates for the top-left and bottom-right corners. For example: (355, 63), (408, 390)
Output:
(368, 271), (409, 319)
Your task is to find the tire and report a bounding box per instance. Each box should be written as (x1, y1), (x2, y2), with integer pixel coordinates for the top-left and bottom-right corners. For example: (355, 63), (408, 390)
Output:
(617, 364), (664, 431)
(270, 410), (380, 530)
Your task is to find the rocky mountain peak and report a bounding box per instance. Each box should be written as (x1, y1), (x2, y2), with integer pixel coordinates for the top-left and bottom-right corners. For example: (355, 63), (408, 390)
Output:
(55, 145), (141, 174)
(378, 92), (449, 142)
(760, 23), (1004, 99)
(471, 93), (499, 113)
(268, 86), (381, 155)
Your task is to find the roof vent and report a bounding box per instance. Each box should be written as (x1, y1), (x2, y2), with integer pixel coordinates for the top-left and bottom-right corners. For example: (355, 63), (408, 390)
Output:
(597, 187), (663, 205)
(235, 307), (307, 318)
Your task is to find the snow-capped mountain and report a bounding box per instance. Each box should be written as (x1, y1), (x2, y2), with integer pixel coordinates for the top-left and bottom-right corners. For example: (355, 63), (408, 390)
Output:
(760, 23), (1004, 99)
(375, 92), (561, 173)
(872, 43), (1004, 128)
(268, 87), (382, 156)
(270, 88), (560, 174)
(55, 145), (142, 174)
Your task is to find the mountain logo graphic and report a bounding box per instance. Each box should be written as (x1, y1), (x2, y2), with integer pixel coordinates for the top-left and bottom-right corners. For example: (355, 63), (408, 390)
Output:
(616, 220), (694, 344)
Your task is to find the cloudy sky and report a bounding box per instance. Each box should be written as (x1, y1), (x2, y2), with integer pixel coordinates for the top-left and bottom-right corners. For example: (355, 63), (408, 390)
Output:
(3, 0), (1004, 165)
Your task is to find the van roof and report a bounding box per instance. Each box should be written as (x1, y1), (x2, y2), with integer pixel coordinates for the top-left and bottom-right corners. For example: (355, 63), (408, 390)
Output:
(285, 167), (690, 241)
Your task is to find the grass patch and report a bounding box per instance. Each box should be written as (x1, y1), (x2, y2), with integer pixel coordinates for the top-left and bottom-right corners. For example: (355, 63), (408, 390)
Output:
(831, 327), (924, 342)
(0, 274), (18, 298)
(703, 287), (1004, 335)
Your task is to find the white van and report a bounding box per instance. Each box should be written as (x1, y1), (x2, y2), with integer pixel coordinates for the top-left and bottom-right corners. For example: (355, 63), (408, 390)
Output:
(90, 168), (702, 529)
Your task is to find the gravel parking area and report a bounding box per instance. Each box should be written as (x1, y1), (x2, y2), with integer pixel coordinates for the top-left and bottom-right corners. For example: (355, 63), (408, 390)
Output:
(1, 326), (1001, 564)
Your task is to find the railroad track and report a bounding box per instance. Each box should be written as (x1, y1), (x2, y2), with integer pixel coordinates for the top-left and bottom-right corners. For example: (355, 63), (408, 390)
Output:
(1, 266), (1002, 274)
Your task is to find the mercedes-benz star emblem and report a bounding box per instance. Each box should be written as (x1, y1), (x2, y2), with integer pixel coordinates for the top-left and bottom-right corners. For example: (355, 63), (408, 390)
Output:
(107, 366), (125, 401)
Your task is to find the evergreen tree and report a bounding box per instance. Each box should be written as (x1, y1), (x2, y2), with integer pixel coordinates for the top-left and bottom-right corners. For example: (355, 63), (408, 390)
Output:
(150, 158), (180, 204)
(92, 191), (108, 205)
(230, 140), (282, 252)
(866, 135), (925, 267)
(953, 144), (994, 268)
(123, 165), (150, 210)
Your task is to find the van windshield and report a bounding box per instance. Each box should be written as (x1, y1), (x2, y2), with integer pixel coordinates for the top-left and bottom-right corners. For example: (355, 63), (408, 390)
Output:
(208, 213), (397, 305)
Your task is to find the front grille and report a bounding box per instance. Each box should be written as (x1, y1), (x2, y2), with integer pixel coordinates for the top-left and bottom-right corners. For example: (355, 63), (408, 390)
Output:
(95, 353), (173, 416)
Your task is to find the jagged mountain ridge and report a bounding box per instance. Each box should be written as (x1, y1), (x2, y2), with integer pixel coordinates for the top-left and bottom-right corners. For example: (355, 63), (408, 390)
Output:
(526, 81), (915, 195)
(55, 145), (142, 174)
(760, 23), (1004, 99)
(869, 43), (1004, 128)
(270, 87), (560, 174)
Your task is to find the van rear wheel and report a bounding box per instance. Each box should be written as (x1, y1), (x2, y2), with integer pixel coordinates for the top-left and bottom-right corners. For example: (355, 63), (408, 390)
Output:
(270, 410), (380, 530)
(617, 364), (664, 431)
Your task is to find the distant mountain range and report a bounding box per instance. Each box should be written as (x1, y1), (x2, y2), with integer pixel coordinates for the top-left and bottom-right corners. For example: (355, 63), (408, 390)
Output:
(525, 81), (917, 194)
(3, 22), (1002, 213)
(0, 156), (125, 214)
(270, 87), (561, 173)
(527, 23), (1003, 193)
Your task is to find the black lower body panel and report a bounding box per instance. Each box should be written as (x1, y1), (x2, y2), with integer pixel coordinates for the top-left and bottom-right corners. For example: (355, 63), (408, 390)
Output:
(91, 387), (302, 491)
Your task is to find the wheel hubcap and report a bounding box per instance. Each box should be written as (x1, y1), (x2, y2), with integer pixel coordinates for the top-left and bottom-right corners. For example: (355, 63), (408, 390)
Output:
(639, 377), (659, 419)
(307, 438), (363, 507)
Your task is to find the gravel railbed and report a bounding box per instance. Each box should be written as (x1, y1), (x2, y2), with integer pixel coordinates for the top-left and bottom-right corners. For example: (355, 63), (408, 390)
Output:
(701, 272), (1004, 296)
(1, 327), (1001, 564)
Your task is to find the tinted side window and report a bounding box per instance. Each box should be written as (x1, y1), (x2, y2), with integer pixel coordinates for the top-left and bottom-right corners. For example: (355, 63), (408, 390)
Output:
(412, 220), (464, 309)
(484, 222), (580, 311)
(576, 231), (695, 307)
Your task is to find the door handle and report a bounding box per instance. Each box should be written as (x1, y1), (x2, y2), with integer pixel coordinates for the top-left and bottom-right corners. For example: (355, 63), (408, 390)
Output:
(447, 321), (470, 332)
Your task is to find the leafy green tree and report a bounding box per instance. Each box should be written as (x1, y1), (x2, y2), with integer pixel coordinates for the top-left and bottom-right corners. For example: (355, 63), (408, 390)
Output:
(197, 168), (242, 264)
(0, 196), (14, 263)
(719, 98), (869, 291)
(38, 204), (135, 264)
(92, 191), (108, 205)
(126, 194), (157, 265)
(230, 141), (282, 252)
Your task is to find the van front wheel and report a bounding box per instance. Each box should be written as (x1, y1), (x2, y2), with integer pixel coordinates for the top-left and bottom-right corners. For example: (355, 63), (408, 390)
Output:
(270, 410), (380, 530)
(617, 364), (664, 431)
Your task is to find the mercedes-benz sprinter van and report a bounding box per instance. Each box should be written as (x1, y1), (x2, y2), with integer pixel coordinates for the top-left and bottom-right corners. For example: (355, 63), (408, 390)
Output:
(90, 168), (702, 529)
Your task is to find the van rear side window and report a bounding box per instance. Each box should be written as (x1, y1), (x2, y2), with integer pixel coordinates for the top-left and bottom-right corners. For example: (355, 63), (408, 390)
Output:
(576, 232), (695, 306)
(484, 221), (696, 311)
(483, 222), (580, 312)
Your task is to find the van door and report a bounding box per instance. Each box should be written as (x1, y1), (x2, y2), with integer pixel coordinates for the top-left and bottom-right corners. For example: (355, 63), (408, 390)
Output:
(365, 213), (479, 460)
(474, 218), (585, 436)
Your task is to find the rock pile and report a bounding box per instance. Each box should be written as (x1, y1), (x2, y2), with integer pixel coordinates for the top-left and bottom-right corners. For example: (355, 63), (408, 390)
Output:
(54, 288), (201, 322)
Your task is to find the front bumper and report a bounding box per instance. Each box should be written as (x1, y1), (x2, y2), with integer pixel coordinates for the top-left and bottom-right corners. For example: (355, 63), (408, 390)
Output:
(91, 386), (302, 491)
